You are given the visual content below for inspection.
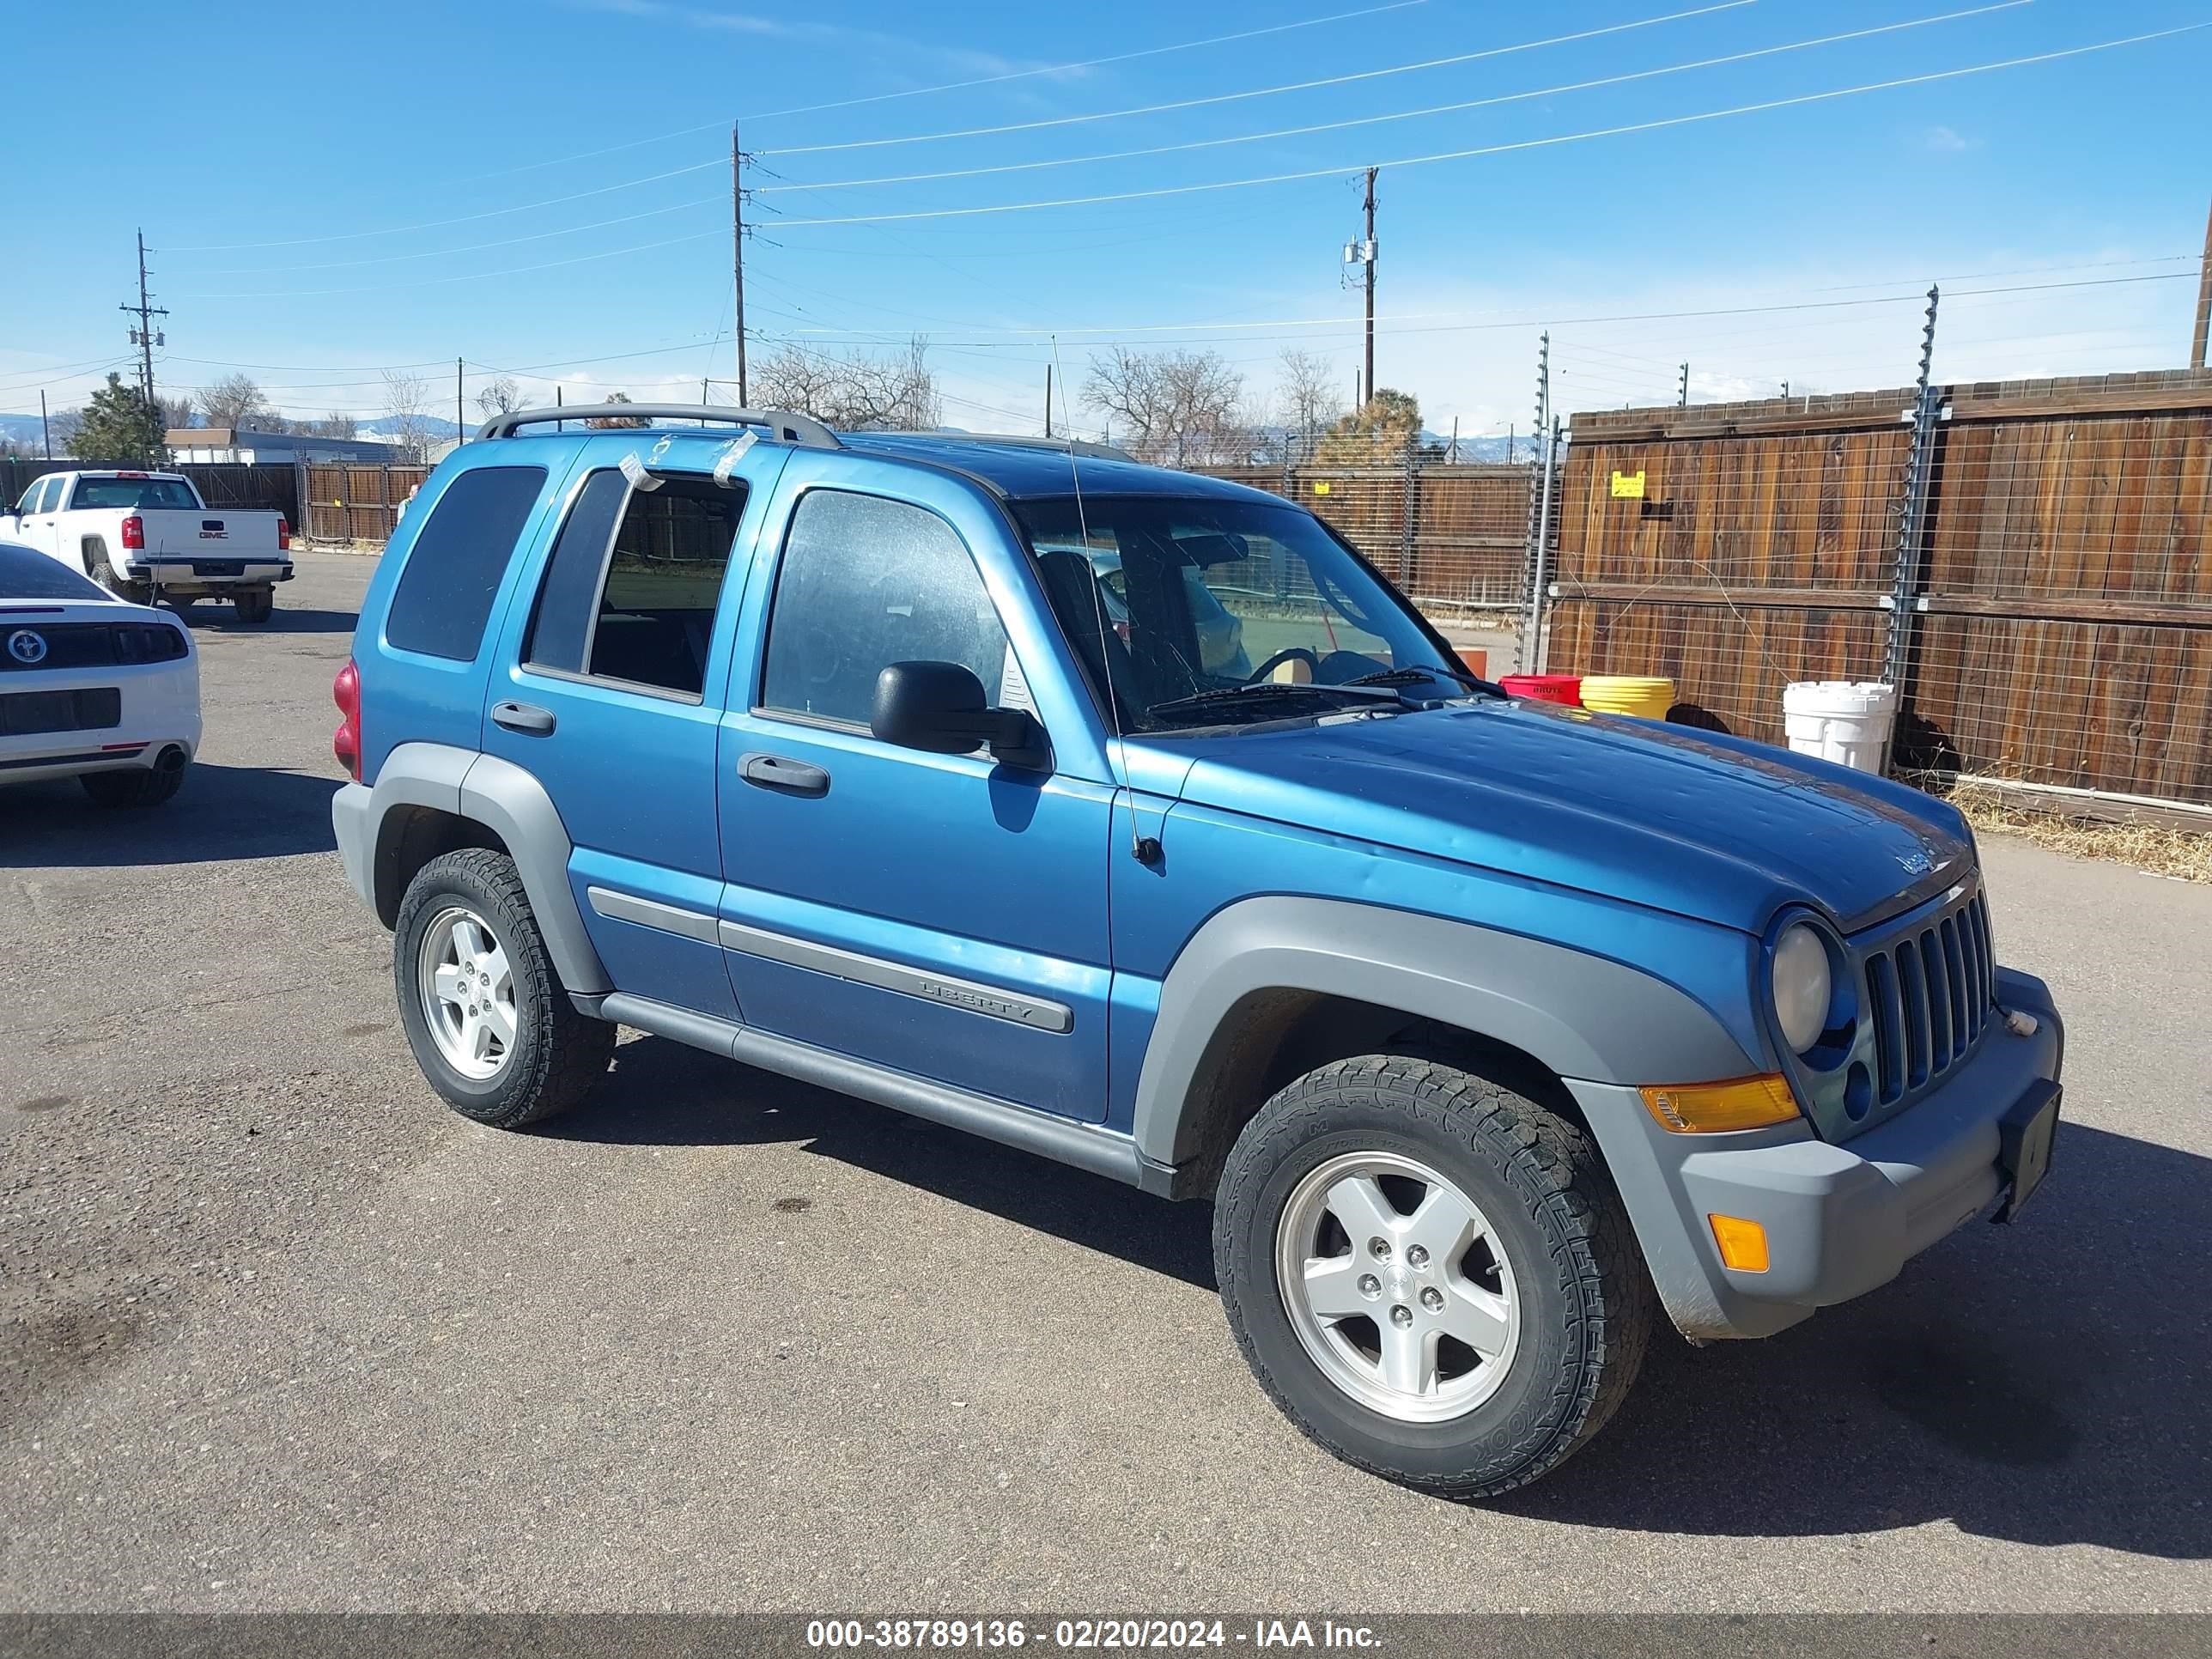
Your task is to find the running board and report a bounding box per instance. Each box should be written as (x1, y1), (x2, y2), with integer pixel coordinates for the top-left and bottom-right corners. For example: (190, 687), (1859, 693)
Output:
(594, 992), (1177, 1195)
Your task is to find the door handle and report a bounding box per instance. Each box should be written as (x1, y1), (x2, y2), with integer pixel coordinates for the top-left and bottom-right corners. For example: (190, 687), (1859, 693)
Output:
(491, 700), (556, 736)
(740, 752), (830, 797)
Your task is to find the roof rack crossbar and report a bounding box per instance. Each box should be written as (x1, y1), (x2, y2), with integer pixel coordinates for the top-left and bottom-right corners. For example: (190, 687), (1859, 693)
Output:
(476, 404), (841, 448)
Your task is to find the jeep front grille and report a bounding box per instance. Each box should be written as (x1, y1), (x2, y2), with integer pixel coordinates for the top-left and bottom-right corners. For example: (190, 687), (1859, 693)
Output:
(1861, 889), (1995, 1106)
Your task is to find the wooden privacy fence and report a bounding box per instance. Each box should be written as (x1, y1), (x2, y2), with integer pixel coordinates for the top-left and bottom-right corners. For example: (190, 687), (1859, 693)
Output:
(1547, 369), (2212, 810)
(302, 463), (430, 544)
(1191, 458), (1536, 611)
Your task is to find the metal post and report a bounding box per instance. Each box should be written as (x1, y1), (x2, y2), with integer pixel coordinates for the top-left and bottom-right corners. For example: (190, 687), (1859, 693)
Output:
(1519, 333), (1552, 671)
(1043, 363), (1053, 438)
(1528, 416), (1562, 672)
(1884, 286), (1943, 706)
(2193, 196), (2212, 371)
(1398, 427), (1419, 586)
(40, 392), (51, 459)
(1677, 362), (1689, 408)
(455, 357), (465, 445)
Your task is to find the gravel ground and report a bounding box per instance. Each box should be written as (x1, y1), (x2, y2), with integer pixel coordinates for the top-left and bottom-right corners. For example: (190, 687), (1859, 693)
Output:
(2, 551), (2207, 1613)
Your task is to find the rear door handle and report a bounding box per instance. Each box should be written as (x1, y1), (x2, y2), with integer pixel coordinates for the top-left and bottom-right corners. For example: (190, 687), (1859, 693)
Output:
(491, 701), (556, 736)
(740, 752), (830, 797)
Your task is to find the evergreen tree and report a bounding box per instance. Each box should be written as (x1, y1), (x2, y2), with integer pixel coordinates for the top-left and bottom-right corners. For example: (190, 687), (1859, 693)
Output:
(69, 374), (167, 465)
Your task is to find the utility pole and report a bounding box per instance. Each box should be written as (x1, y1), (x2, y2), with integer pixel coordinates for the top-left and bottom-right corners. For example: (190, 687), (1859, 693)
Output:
(40, 392), (52, 459)
(1362, 167), (1377, 408)
(2192, 195), (2212, 371)
(732, 122), (750, 404)
(456, 358), (465, 444)
(118, 229), (167, 412)
(1677, 362), (1689, 408)
(1043, 363), (1054, 437)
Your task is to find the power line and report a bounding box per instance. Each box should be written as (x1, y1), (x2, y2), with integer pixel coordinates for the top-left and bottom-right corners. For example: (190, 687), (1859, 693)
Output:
(756, 1), (1756, 158)
(767, 25), (2209, 228)
(754, 3), (2023, 195)
(428, 0), (1438, 190)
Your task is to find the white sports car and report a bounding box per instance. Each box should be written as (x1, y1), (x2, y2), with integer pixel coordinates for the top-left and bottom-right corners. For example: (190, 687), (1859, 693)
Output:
(0, 539), (199, 807)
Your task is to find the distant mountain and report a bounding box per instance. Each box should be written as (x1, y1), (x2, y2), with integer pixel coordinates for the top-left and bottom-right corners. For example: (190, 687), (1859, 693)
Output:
(354, 415), (461, 441)
(0, 414), (62, 452)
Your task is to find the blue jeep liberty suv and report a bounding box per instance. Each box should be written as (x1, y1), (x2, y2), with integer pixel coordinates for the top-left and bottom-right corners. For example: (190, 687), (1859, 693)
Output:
(330, 404), (2064, 1498)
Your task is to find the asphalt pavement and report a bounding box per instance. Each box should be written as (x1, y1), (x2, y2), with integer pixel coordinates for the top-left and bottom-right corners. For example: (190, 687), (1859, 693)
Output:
(3, 552), (2207, 1613)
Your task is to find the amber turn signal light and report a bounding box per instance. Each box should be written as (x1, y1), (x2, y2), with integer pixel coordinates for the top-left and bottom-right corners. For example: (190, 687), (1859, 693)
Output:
(1638, 1073), (1800, 1133)
(1708, 1213), (1771, 1273)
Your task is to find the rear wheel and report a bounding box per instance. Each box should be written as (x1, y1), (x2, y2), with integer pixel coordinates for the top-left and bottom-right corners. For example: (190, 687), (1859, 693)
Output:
(233, 588), (273, 623)
(82, 540), (148, 605)
(1213, 1054), (1653, 1498)
(393, 848), (615, 1128)
(81, 762), (185, 809)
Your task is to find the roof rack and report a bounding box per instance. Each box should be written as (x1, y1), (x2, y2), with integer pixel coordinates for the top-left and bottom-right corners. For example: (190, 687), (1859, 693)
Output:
(476, 404), (841, 448)
(909, 429), (1135, 464)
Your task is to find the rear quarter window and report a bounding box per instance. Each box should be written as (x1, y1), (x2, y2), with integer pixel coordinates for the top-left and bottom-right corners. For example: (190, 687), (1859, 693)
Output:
(384, 465), (548, 661)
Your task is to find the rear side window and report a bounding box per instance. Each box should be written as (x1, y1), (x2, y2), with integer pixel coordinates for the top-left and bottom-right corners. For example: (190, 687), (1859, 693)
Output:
(523, 471), (744, 697)
(385, 465), (547, 661)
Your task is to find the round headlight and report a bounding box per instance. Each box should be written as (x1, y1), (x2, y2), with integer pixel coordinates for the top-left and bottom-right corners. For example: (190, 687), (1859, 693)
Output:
(1771, 923), (1832, 1054)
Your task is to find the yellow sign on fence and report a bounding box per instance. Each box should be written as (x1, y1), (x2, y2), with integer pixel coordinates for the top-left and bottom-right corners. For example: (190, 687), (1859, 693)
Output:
(1610, 470), (1648, 499)
(1311, 480), (1332, 495)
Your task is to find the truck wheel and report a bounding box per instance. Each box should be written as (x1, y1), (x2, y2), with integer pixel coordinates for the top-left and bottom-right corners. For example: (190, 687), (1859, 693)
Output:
(393, 848), (615, 1129)
(1213, 1054), (1653, 1499)
(233, 588), (273, 623)
(82, 540), (139, 602)
(80, 763), (185, 809)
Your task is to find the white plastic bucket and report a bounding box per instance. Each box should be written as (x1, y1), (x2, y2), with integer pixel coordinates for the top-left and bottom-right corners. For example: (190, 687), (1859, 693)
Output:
(1783, 681), (1898, 773)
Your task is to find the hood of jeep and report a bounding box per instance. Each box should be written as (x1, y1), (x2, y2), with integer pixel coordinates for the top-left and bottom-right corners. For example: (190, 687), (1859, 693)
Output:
(1152, 699), (1972, 935)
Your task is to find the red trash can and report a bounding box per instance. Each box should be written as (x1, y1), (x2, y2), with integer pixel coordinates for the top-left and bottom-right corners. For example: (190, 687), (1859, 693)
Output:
(1498, 673), (1583, 707)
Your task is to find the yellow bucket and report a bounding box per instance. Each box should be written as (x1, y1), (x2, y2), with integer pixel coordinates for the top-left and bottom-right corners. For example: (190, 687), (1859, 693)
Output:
(1579, 675), (1675, 720)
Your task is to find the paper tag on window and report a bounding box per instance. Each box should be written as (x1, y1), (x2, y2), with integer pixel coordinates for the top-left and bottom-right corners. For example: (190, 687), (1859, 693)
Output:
(713, 430), (757, 487)
(618, 452), (663, 492)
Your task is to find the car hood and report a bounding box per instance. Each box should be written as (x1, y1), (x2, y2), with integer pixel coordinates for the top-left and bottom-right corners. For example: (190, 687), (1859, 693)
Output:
(1147, 699), (1972, 934)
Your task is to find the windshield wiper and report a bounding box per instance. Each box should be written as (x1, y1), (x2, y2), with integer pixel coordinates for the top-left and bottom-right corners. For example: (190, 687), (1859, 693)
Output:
(1345, 664), (1505, 699)
(1145, 681), (1401, 722)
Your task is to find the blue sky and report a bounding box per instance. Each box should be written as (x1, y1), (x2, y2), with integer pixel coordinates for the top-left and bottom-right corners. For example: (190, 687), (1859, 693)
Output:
(4, 0), (2209, 437)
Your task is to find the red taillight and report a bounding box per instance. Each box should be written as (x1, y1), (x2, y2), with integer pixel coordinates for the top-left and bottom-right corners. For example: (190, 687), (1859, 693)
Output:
(332, 659), (362, 780)
(276, 514), (291, 551)
(120, 515), (145, 550)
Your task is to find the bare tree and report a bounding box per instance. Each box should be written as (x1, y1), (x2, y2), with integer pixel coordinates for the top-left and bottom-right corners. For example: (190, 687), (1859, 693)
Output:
(380, 369), (435, 461)
(1274, 349), (1344, 460)
(156, 393), (196, 434)
(1084, 348), (1249, 467)
(751, 336), (941, 431)
(473, 375), (522, 421)
(584, 391), (647, 429)
(201, 373), (282, 433)
(46, 408), (84, 453)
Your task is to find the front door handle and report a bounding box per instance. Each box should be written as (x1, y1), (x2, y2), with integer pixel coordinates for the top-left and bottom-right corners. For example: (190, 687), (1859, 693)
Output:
(491, 700), (556, 736)
(740, 752), (830, 797)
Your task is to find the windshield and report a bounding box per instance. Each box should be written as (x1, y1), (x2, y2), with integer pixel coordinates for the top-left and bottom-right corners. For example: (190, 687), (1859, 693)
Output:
(70, 476), (199, 510)
(1016, 496), (1461, 732)
(0, 542), (112, 601)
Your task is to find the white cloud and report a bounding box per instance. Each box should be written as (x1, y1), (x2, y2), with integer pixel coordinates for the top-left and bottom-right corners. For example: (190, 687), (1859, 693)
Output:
(1925, 125), (1978, 154)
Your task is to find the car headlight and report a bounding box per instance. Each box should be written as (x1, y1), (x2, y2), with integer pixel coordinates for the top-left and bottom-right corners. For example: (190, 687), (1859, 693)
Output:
(1771, 922), (1832, 1054)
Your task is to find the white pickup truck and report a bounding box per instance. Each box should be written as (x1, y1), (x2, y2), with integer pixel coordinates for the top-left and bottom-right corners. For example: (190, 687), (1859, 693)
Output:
(2, 469), (294, 622)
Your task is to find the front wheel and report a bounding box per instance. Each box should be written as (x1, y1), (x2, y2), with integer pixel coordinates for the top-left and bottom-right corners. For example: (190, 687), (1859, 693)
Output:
(1213, 1054), (1653, 1498)
(393, 848), (615, 1128)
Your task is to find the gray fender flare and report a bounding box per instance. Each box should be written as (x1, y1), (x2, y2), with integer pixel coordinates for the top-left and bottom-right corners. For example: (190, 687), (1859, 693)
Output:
(358, 742), (611, 995)
(1127, 896), (1759, 1170)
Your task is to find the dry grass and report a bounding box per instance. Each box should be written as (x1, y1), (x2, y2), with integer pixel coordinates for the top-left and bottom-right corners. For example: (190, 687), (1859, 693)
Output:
(1948, 780), (2212, 884)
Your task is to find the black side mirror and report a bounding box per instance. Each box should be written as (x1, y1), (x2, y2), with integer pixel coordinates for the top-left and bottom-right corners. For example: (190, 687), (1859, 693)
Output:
(872, 660), (1049, 769)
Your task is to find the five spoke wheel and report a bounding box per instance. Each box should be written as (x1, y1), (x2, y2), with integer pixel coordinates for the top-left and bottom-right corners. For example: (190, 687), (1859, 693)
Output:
(417, 906), (519, 1080)
(1274, 1151), (1520, 1422)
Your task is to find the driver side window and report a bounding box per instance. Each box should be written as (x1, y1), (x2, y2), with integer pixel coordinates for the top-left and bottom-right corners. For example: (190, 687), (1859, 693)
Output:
(760, 489), (1015, 728)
